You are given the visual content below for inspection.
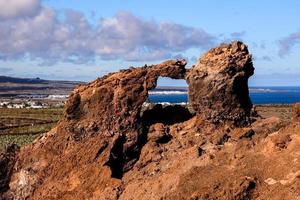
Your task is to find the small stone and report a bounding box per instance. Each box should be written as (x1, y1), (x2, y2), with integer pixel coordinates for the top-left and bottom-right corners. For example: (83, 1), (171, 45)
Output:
(264, 178), (277, 185)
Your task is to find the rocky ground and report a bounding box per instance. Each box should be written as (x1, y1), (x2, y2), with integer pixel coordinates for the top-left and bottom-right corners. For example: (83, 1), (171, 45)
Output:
(255, 104), (293, 122)
(0, 41), (299, 200)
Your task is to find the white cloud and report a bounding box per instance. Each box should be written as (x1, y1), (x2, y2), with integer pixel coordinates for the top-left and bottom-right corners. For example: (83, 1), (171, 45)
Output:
(278, 31), (300, 57)
(261, 55), (271, 61)
(0, 0), (40, 19)
(0, 2), (216, 65)
(230, 31), (246, 40)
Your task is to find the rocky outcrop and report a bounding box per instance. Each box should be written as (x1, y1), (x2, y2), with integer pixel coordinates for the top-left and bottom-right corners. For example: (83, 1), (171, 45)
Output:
(4, 59), (187, 199)
(292, 103), (300, 122)
(187, 41), (254, 127)
(1, 41), (300, 200)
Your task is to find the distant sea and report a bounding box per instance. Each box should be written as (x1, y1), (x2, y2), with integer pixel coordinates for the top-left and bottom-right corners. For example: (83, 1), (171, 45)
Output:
(148, 86), (300, 104)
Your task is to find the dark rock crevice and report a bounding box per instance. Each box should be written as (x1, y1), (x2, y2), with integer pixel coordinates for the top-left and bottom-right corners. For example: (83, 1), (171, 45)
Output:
(141, 104), (194, 126)
(0, 144), (19, 194)
(105, 135), (126, 179)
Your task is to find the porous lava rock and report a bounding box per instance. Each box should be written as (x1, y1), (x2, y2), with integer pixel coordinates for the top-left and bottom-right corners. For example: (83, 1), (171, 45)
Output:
(3, 59), (187, 200)
(292, 103), (300, 122)
(0, 145), (19, 195)
(187, 41), (254, 127)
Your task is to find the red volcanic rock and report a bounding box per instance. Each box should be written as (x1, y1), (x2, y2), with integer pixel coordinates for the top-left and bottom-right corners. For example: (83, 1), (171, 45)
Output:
(4, 59), (187, 200)
(187, 41), (254, 127)
(0, 145), (19, 196)
(292, 103), (300, 122)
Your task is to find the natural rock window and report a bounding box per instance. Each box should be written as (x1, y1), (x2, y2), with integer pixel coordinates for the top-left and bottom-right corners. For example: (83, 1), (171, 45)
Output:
(142, 77), (193, 126)
(147, 77), (188, 104)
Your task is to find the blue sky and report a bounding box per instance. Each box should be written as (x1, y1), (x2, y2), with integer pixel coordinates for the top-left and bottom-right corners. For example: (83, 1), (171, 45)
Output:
(0, 0), (300, 86)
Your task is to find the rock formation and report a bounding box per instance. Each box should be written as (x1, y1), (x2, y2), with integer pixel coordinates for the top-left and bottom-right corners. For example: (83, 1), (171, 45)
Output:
(1, 41), (300, 200)
(187, 41), (254, 127)
(3, 59), (187, 199)
(292, 103), (300, 122)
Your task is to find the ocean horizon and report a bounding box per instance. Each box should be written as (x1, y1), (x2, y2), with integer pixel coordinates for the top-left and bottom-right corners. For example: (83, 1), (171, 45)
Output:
(149, 86), (300, 104)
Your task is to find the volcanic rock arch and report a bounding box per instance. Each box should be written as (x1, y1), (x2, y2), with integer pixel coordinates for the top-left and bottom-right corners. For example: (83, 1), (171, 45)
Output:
(1, 41), (257, 200)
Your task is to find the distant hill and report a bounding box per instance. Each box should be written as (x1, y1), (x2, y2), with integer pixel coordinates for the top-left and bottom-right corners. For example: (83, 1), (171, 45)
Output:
(0, 76), (84, 97)
(0, 76), (47, 84)
(0, 76), (83, 84)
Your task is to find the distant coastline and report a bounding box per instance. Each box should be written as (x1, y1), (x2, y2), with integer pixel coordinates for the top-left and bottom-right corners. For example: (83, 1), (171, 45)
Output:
(1, 76), (300, 104)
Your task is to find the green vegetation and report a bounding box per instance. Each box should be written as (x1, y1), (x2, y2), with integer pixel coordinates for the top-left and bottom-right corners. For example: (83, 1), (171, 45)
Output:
(0, 134), (39, 150)
(0, 108), (63, 150)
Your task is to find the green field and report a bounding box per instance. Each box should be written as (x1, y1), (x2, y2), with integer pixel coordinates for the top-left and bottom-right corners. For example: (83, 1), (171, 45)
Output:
(0, 105), (293, 150)
(0, 108), (63, 150)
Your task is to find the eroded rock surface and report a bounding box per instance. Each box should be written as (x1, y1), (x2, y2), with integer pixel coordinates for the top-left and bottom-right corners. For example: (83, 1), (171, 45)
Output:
(187, 41), (254, 127)
(0, 145), (19, 196)
(4, 59), (187, 200)
(292, 103), (300, 122)
(1, 42), (300, 200)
